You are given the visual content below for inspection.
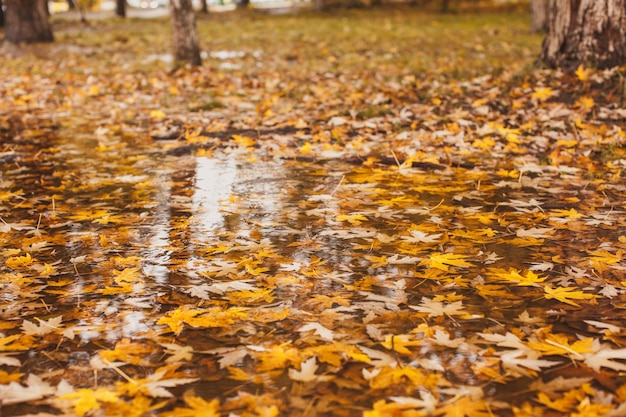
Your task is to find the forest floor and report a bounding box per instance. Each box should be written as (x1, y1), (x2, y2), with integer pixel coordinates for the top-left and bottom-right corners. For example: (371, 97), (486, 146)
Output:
(1, 8), (626, 417)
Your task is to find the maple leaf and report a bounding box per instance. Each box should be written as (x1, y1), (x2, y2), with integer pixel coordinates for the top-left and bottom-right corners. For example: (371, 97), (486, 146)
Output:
(59, 388), (119, 417)
(435, 395), (492, 417)
(160, 343), (194, 363)
(157, 306), (204, 335)
(402, 230), (442, 243)
(21, 316), (63, 336)
(161, 395), (220, 417)
(255, 344), (302, 371)
(367, 366), (440, 390)
(499, 349), (560, 376)
(381, 334), (422, 355)
(0, 334), (31, 351)
(477, 332), (527, 350)
(419, 252), (473, 271)
(527, 334), (594, 358)
(5, 253), (35, 269)
(288, 357), (325, 382)
(99, 338), (155, 366)
(575, 64), (592, 81)
(543, 286), (596, 307)
(112, 267), (142, 284)
(583, 345), (626, 372)
(489, 268), (546, 286)
(0, 374), (55, 405)
(410, 297), (469, 318)
(297, 322), (335, 341)
(116, 367), (199, 398)
(336, 213), (368, 225)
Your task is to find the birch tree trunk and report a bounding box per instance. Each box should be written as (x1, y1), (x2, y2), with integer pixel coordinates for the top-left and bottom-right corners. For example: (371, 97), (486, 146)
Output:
(169, 0), (202, 66)
(541, 0), (626, 69)
(4, 0), (53, 43)
(530, 0), (548, 32)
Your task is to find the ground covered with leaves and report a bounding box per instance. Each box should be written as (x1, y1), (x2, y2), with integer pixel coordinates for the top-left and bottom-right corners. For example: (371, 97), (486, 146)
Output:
(1, 7), (626, 417)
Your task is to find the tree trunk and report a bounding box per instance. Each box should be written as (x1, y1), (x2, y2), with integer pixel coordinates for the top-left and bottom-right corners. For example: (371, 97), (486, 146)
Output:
(4, 0), (53, 43)
(169, 0), (202, 66)
(200, 0), (208, 14)
(236, 0), (250, 10)
(116, 0), (126, 17)
(541, 0), (626, 69)
(0, 0), (5, 27)
(530, 0), (548, 32)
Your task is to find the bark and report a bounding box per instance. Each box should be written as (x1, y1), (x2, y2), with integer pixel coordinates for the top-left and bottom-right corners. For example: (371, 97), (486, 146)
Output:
(169, 0), (202, 66)
(541, 0), (626, 69)
(116, 0), (126, 17)
(0, 0), (4, 27)
(200, 0), (208, 14)
(4, 0), (53, 43)
(236, 0), (250, 10)
(530, 0), (549, 32)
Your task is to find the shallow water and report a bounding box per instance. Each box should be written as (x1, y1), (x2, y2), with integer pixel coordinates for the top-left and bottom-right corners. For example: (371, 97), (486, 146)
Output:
(1, 118), (626, 416)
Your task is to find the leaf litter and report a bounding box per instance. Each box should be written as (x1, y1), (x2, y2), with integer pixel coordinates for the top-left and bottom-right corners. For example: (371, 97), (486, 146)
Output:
(1, 7), (626, 417)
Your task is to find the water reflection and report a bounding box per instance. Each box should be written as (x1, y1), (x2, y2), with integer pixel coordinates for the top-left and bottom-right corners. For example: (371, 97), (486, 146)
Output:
(192, 157), (239, 239)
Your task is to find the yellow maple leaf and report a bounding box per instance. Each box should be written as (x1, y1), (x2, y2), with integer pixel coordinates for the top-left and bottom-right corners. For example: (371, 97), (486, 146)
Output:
(99, 338), (155, 366)
(575, 64), (592, 82)
(436, 395), (492, 417)
(150, 109), (166, 119)
(0, 370), (23, 383)
(550, 208), (584, 219)
(161, 396), (220, 417)
(187, 307), (249, 329)
(336, 213), (368, 225)
(227, 288), (274, 304)
(419, 252), (473, 271)
(38, 263), (57, 277)
(157, 306), (204, 335)
(381, 334), (421, 355)
(575, 96), (594, 111)
(368, 365), (439, 390)
(364, 399), (422, 417)
(0, 334), (31, 351)
(232, 134), (256, 148)
(528, 334), (594, 357)
(5, 253), (35, 269)
(113, 267), (142, 284)
(544, 286), (596, 307)
(531, 87), (555, 102)
(255, 344), (301, 371)
(300, 141), (312, 154)
(59, 388), (119, 417)
(490, 268), (546, 286)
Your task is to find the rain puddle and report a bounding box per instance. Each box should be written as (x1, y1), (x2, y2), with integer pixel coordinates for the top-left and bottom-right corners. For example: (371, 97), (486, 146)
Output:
(1, 119), (626, 416)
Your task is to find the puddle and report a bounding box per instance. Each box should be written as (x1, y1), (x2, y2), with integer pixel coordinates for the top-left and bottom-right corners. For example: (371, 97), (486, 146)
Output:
(1, 119), (626, 415)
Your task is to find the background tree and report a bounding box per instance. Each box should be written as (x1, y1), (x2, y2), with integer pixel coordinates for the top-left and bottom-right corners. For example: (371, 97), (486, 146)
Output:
(4, 0), (53, 43)
(169, 0), (202, 66)
(237, 0), (250, 10)
(530, 0), (548, 32)
(116, 0), (126, 17)
(541, 0), (626, 69)
(0, 0), (5, 27)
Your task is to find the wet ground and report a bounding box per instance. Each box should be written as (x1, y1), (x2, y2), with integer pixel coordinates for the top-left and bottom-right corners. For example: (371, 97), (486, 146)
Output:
(1, 9), (626, 416)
